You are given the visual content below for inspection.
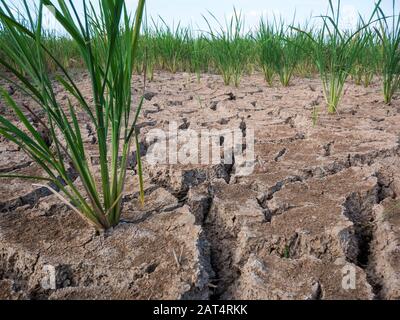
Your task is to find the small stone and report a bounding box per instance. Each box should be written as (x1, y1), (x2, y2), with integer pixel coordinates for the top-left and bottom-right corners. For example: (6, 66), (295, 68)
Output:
(144, 92), (157, 101)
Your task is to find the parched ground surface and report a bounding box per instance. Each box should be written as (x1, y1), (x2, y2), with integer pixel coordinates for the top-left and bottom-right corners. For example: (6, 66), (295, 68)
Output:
(0, 71), (400, 300)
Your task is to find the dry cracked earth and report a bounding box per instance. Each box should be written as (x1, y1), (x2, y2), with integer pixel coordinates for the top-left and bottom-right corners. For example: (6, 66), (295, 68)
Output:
(0, 71), (400, 300)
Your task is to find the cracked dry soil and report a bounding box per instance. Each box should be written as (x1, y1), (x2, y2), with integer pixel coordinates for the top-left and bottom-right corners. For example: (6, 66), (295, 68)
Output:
(1, 71), (400, 300)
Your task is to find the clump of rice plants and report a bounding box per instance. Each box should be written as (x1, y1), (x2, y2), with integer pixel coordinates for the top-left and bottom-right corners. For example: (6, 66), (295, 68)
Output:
(350, 27), (378, 88)
(295, 0), (377, 114)
(190, 35), (210, 83)
(0, 0), (146, 230)
(257, 17), (306, 87)
(275, 26), (307, 87)
(256, 18), (278, 86)
(375, 0), (400, 104)
(42, 31), (82, 71)
(204, 9), (250, 87)
(152, 18), (190, 74)
(136, 19), (157, 81)
(295, 23), (317, 78)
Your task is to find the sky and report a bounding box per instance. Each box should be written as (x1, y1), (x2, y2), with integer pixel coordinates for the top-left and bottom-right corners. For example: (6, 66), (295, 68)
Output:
(34, 0), (400, 33)
(143, 0), (398, 31)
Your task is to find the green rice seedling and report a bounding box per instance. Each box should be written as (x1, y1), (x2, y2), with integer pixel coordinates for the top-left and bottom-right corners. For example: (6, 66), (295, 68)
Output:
(140, 17), (157, 81)
(152, 18), (190, 74)
(191, 35), (209, 83)
(312, 105), (319, 127)
(294, 0), (378, 114)
(241, 35), (257, 76)
(0, 0), (146, 230)
(246, 41), (260, 76)
(277, 28), (307, 86)
(42, 31), (82, 71)
(257, 17), (306, 87)
(283, 245), (290, 259)
(350, 26), (379, 87)
(144, 42), (157, 81)
(192, 38), (203, 82)
(295, 22), (318, 78)
(204, 9), (249, 87)
(375, 1), (400, 104)
(256, 18), (277, 86)
(134, 35), (154, 77)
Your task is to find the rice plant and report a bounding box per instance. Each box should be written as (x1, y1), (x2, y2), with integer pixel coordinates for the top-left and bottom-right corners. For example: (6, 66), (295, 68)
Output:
(0, 0), (146, 230)
(257, 17), (306, 87)
(42, 31), (82, 71)
(295, 23), (317, 78)
(350, 27), (378, 88)
(294, 0), (377, 114)
(275, 26), (307, 87)
(256, 18), (278, 86)
(152, 18), (190, 74)
(375, 0), (400, 104)
(134, 15), (157, 81)
(190, 35), (209, 83)
(204, 9), (250, 87)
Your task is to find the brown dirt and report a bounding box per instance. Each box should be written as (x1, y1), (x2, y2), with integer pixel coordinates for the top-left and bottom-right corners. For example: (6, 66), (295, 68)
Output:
(1, 71), (400, 300)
